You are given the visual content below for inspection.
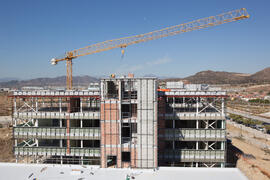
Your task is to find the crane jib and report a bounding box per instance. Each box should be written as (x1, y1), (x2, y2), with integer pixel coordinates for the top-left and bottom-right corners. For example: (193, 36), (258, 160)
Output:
(50, 8), (249, 90)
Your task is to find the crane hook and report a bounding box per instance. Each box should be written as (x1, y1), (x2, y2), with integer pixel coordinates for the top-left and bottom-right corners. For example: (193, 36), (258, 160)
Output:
(120, 45), (127, 59)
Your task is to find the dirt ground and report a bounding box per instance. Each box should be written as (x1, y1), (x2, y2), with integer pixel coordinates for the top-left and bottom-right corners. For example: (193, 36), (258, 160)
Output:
(227, 123), (270, 180)
(0, 92), (12, 116)
(0, 127), (15, 162)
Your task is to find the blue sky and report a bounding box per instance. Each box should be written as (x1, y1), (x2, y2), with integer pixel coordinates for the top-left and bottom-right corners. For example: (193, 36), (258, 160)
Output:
(0, 0), (269, 79)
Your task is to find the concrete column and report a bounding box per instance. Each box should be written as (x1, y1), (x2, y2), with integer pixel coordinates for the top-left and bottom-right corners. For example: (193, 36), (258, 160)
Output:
(221, 162), (225, 168)
(196, 162), (198, 167)
(80, 98), (83, 113)
(221, 98), (224, 116)
(60, 140), (63, 148)
(59, 98), (62, 113)
(221, 120), (225, 129)
(14, 98), (17, 126)
(81, 140), (83, 148)
(14, 97), (17, 113)
(36, 139), (39, 147)
(60, 156), (63, 165)
(36, 98), (38, 112)
(196, 97), (199, 115)
(196, 120), (199, 129)
(80, 119), (83, 128)
(205, 142), (208, 150)
(196, 141), (199, 150)
(15, 139), (18, 146)
(60, 119), (62, 127)
(221, 141), (225, 150)
(35, 119), (38, 127)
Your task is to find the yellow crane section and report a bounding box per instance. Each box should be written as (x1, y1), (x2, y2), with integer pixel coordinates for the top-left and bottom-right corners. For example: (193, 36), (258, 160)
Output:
(51, 8), (249, 90)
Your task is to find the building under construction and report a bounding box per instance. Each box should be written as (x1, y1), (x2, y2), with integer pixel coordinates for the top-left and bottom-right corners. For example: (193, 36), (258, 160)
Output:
(11, 75), (227, 168)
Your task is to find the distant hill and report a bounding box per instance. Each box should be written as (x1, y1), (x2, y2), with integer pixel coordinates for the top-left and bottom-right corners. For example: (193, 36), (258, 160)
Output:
(0, 77), (20, 83)
(1, 67), (269, 88)
(248, 67), (270, 83)
(0, 75), (99, 88)
(165, 67), (270, 84)
(184, 71), (248, 84)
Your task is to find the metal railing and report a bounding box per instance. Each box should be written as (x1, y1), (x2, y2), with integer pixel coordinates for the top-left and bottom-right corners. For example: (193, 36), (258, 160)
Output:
(14, 146), (100, 156)
(163, 129), (226, 141)
(160, 149), (225, 162)
(14, 127), (100, 140)
(13, 111), (100, 119)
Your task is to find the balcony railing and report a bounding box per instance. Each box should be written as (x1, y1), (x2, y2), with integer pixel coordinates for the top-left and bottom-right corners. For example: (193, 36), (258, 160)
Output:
(162, 129), (226, 141)
(14, 127), (100, 140)
(13, 111), (100, 119)
(163, 112), (225, 120)
(159, 149), (225, 162)
(14, 147), (100, 157)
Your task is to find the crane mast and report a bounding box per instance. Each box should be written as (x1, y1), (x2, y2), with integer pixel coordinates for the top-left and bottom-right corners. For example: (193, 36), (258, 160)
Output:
(51, 8), (249, 90)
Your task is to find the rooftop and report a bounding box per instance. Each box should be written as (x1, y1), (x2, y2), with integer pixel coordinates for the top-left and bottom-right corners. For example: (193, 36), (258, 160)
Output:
(0, 163), (247, 180)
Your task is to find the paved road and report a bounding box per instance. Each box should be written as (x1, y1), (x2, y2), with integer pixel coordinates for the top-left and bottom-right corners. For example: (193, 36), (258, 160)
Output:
(227, 108), (270, 124)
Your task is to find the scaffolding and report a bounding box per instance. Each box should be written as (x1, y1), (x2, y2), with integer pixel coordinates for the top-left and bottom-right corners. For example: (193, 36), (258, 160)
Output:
(158, 88), (227, 167)
(11, 91), (101, 165)
(11, 78), (227, 168)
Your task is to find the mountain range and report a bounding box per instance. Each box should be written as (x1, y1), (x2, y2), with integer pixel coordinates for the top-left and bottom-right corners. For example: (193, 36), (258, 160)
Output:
(0, 67), (269, 88)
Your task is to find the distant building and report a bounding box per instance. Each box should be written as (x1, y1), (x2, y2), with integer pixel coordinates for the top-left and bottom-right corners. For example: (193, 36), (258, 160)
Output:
(0, 88), (10, 92)
(21, 86), (44, 90)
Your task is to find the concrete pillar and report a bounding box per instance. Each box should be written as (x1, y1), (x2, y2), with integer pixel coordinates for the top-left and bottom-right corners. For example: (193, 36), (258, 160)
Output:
(35, 98), (38, 112)
(205, 142), (208, 150)
(81, 140), (83, 148)
(196, 141), (199, 150)
(60, 156), (63, 165)
(196, 97), (199, 115)
(14, 97), (17, 113)
(196, 162), (198, 167)
(221, 98), (224, 116)
(221, 120), (225, 129)
(35, 119), (38, 127)
(15, 139), (17, 146)
(196, 120), (199, 129)
(80, 119), (83, 128)
(221, 162), (225, 168)
(60, 140), (63, 148)
(80, 98), (83, 113)
(221, 141), (225, 150)
(36, 139), (39, 147)
(14, 98), (17, 126)
(59, 98), (62, 113)
(60, 119), (62, 127)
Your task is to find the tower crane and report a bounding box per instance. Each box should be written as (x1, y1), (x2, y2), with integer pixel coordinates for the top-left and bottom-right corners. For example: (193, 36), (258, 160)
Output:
(51, 8), (249, 90)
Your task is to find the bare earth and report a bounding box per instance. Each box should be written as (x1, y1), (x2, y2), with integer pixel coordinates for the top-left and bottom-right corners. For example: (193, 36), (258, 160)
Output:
(0, 127), (15, 162)
(227, 124), (270, 180)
